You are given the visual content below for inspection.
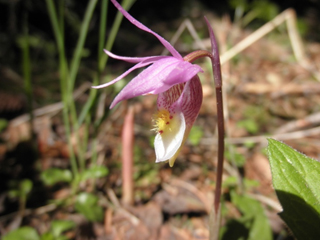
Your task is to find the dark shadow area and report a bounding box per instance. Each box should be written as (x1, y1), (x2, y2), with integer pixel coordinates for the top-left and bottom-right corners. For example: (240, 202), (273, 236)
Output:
(276, 190), (320, 240)
(221, 219), (250, 240)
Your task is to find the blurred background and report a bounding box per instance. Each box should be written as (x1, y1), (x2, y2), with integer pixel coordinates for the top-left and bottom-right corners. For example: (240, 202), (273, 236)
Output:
(1, 0), (320, 239)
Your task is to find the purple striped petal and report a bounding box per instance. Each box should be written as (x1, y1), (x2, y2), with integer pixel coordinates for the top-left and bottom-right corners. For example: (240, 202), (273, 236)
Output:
(158, 75), (203, 127)
(154, 75), (203, 166)
(177, 75), (203, 126)
(111, 0), (181, 59)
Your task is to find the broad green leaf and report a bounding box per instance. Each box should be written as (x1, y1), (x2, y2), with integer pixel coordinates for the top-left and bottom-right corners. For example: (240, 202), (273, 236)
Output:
(231, 192), (272, 240)
(41, 232), (68, 240)
(40, 232), (55, 240)
(51, 220), (76, 237)
(80, 165), (108, 182)
(3, 227), (40, 240)
(267, 139), (320, 239)
(40, 168), (72, 186)
(75, 192), (103, 222)
(41, 232), (56, 240)
(221, 192), (272, 240)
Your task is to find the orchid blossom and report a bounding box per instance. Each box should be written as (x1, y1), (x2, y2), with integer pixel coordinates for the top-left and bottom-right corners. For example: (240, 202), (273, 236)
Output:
(93, 0), (217, 167)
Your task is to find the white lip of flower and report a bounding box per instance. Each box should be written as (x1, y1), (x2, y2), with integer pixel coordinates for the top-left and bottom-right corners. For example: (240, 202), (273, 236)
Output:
(153, 109), (186, 165)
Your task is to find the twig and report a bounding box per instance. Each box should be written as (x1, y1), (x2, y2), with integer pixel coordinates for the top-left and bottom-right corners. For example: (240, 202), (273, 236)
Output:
(201, 126), (320, 145)
(275, 111), (320, 134)
(239, 82), (320, 96)
(171, 178), (211, 214)
(218, 9), (306, 66)
(106, 188), (140, 225)
(247, 193), (282, 212)
(106, 188), (121, 208)
(161, 19), (207, 56)
(0, 203), (57, 223)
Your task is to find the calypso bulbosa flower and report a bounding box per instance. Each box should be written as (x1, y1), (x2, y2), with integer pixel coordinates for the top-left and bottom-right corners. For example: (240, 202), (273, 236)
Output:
(93, 0), (217, 167)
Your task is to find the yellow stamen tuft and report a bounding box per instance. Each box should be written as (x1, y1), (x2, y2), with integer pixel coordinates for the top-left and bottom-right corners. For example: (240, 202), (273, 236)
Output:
(153, 109), (173, 134)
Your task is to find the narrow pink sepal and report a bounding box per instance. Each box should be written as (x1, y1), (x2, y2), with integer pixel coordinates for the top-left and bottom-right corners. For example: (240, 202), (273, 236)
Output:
(92, 55), (169, 89)
(104, 50), (163, 63)
(110, 0), (182, 59)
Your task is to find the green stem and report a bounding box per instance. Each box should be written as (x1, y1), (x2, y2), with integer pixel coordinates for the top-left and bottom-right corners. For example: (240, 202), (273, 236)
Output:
(68, 0), (99, 101)
(21, 7), (33, 138)
(45, 0), (78, 177)
(100, 0), (136, 69)
(78, 0), (135, 127)
(79, 115), (90, 172)
(98, 0), (108, 72)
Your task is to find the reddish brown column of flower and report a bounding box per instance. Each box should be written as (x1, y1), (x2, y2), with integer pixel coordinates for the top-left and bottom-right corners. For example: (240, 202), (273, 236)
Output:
(122, 105), (134, 205)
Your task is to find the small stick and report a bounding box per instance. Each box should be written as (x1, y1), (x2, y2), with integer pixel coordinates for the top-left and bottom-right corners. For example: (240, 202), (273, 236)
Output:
(201, 125), (320, 145)
(219, 9), (306, 66)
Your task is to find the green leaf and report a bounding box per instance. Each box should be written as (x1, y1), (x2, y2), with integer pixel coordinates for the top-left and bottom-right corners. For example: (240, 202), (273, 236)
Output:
(188, 125), (203, 146)
(80, 165), (108, 182)
(267, 139), (320, 240)
(221, 192), (272, 240)
(40, 232), (55, 240)
(51, 220), (76, 237)
(20, 179), (33, 195)
(0, 118), (8, 132)
(237, 119), (259, 134)
(232, 192), (272, 240)
(3, 227), (40, 240)
(40, 168), (72, 186)
(8, 179), (33, 199)
(225, 146), (246, 167)
(8, 189), (19, 198)
(75, 192), (103, 222)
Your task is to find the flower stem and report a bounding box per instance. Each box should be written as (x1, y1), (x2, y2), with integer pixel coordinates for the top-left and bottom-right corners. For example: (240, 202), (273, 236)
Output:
(184, 18), (225, 215)
(204, 17), (225, 215)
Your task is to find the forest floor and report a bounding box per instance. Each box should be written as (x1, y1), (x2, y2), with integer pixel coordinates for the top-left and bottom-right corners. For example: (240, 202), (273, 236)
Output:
(1, 12), (320, 240)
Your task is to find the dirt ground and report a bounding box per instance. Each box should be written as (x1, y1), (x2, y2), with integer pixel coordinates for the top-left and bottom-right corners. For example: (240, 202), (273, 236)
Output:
(1, 12), (320, 240)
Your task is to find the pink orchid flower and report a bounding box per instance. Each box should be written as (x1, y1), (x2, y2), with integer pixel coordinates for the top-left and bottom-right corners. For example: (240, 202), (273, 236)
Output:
(93, 0), (208, 166)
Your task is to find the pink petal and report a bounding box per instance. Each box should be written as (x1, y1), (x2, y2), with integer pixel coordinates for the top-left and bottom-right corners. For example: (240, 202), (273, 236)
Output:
(111, 0), (182, 59)
(110, 58), (201, 108)
(163, 61), (203, 85)
(92, 55), (168, 89)
(104, 50), (162, 63)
